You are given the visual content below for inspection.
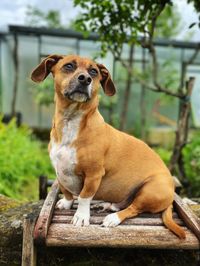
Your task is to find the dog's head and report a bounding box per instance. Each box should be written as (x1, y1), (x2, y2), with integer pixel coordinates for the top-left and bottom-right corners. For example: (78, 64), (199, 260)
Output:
(31, 54), (116, 103)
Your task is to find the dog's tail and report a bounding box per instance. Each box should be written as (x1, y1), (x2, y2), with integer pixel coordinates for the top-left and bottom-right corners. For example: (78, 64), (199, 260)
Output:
(162, 204), (186, 239)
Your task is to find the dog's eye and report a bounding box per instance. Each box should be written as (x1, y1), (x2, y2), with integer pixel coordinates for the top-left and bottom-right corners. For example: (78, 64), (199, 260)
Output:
(63, 63), (74, 71)
(89, 68), (98, 77)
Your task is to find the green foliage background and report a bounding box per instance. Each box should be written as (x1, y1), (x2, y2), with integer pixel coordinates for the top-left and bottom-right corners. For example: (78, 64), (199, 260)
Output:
(155, 135), (200, 197)
(183, 133), (200, 197)
(31, 78), (55, 106)
(0, 119), (54, 201)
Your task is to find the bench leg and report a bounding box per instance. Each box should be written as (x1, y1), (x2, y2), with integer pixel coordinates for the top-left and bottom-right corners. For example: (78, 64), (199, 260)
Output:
(22, 215), (37, 266)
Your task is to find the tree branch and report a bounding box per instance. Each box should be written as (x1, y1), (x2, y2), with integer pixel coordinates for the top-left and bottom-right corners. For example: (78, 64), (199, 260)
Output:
(143, 2), (182, 97)
(115, 49), (183, 98)
(112, 2), (198, 100)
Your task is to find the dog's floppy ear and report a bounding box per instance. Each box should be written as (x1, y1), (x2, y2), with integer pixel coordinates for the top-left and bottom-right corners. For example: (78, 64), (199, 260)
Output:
(31, 54), (63, 83)
(97, 63), (116, 96)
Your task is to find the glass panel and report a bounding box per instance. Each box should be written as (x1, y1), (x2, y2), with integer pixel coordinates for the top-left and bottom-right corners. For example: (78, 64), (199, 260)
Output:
(188, 65), (200, 127)
(41, 36), (78, 56)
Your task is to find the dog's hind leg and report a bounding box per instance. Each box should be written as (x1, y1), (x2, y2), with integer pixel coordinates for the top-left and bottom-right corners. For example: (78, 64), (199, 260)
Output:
(56, 181), (74, 210)
(102, 174), (174, 228)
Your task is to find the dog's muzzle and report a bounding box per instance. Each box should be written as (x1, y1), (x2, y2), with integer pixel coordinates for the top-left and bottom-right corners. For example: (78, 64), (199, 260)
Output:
(64, 73), (92, 102)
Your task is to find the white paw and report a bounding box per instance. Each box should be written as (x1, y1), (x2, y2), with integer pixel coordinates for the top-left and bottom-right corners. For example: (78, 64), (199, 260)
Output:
(102, 213), (121, 227)
(55, 198), (73, 210)
(72, 211), (90, 226)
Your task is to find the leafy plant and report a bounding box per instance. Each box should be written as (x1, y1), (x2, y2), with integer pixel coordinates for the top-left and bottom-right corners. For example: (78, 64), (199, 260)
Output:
(0, 119), (54, 200)
(74, 0), (173, 57)
(182, 133), (200, 196)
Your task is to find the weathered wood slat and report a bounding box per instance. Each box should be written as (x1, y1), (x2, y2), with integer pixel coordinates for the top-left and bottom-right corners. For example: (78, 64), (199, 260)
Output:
(54, 209), (179, 219)
(34, 180), (60, 244)
(46, 224), (199, 249)
(174, 193), (200, 241)
(52, 215), (183, 226)
(22, 214), (37, 266)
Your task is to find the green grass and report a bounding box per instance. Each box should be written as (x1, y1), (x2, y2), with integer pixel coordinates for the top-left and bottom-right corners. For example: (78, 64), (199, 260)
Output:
(0, 118), (55, 201)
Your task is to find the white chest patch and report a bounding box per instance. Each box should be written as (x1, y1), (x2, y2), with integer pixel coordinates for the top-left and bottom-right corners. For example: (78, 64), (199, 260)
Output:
(50, 108), (83, 196)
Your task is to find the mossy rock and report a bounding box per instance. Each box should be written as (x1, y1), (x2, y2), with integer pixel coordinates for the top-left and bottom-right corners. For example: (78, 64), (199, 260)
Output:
(0, 200), (43, 265)
(0, 194), (22, 212)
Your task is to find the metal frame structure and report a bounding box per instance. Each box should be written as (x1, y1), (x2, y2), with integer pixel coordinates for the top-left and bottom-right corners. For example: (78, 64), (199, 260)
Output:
(0, 25), (199, 130)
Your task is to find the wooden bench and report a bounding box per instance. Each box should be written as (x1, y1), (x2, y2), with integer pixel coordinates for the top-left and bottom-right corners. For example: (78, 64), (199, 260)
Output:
(22, 180), (200, 266)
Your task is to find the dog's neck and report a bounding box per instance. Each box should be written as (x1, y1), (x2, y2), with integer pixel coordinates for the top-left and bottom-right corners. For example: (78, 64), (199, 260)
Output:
(52, 94), (100, 143)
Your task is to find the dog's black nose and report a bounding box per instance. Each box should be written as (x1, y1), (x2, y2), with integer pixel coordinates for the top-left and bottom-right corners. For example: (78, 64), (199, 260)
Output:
(78, 74), (92, 85)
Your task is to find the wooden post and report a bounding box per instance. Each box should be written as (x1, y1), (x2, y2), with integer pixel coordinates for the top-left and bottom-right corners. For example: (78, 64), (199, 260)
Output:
(22, 214), (37, 266)
(39, 175), (48, 200)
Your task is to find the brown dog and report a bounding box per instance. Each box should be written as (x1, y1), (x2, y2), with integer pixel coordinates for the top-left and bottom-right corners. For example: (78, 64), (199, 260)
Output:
(31, 54), (185, 238)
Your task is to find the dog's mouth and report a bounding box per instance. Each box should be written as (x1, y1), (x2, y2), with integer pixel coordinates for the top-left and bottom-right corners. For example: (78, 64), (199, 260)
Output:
(64, 86), (90, 103)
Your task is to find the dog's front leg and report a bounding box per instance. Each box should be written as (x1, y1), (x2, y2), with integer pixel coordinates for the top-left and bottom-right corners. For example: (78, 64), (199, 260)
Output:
(72, 175), (102, 226)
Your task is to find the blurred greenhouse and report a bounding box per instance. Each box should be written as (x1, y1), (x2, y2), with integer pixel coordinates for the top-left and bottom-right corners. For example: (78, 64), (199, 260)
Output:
(0, 25), (200, 144)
